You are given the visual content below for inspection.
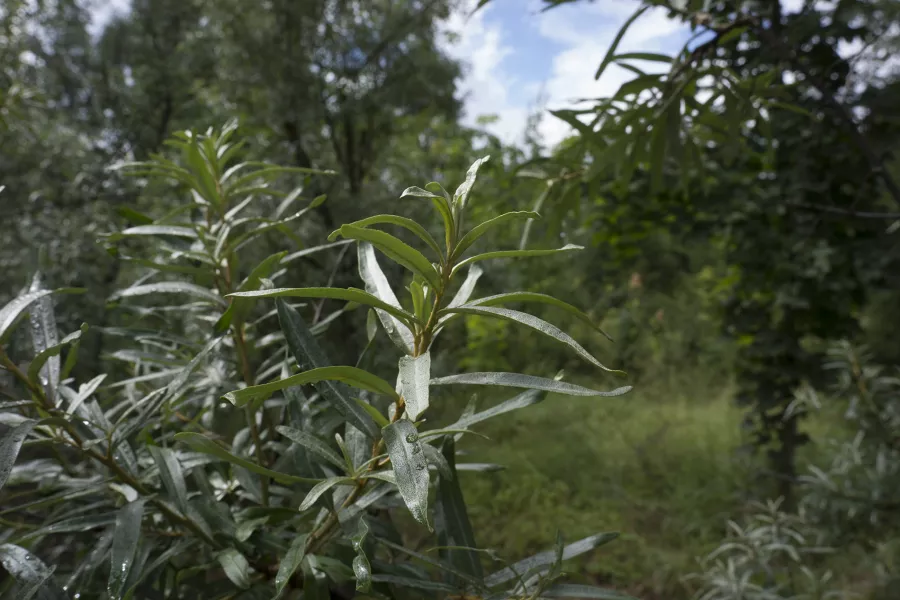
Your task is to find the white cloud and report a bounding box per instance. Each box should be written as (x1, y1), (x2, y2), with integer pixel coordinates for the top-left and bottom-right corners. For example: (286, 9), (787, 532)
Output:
(439, 1), (529, 144)
(440, 0), (688, 148)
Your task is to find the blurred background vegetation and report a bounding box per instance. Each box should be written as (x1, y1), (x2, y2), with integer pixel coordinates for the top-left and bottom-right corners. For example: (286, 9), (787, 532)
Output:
(2, 0), (899, 598)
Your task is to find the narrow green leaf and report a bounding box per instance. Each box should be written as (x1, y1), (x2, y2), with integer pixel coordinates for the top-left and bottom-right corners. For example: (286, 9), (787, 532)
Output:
(0, 288), (85, 342)
(435, 438), (482, 580)
(276, 426), (347, 472)
(216, 548), (253, 590)
(399, 352), (430, 420)
(106, 225), (198, 240)
(275, 534), (309, 597)
(452, 244), (583, 275)
(330, 214), (443, 260)
(224, 366), (397, 408)
(423, 444), (453, 480)
(174, 432), (318, 484)
(594, 6), (649, 80)
(485, 533), (619, 587)
(453, 211), (540, 259)
(216, 251), (288, 331)
(354, 398), (390, 429)
(148, 446), (190, 516)
(299, 477), (354, 511)
(108, 499), (146, 600)
(453, 156), (490, 210)
(542, 583), (638, 599)
(357, 242), (415, 354)
(447, 265), (483, 309)
(235, 516), (269, 542)
(227, 287), (418, 329)
(0, 420), (37, 492)
(0, 544), (67, 600)
(382, 420), (431, 530)
(27, 326), (86, 388)
(374, 536), (483, 589)
(450, 389), (545, 430)
(431, 372), (632, 397)
(110, 282), (226, 307)
(276, 300), (381, 438)
(366, 309), (378, 342)
(280, 239), (353, 265)
(335, 225), (441, 290)
(167, 336), (224, 399)
(443, 306), (621, 373)
(370, 574), (460, 593)
(614, 51), (672, 64)
(466, 292), (612, 340)
(351, 519), (371, 592)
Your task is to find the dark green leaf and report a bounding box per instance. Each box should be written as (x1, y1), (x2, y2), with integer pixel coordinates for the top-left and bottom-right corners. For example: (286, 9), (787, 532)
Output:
(594, 6), (649, 80)
(382, 420), (431, 530)
(228, 287), (418, 329)
(329, 214), (443, 260)
(276, 300), (381, 438)
(108, 499), (146, 600)
(275, 534), (308, 597)
(148, 446), (190, 516)
(276, 426), (347, 471)
(216, 548), (253, 590)
(335, 225), (441, 290)
(453, 211), (540, 259)
(167, 336), (224, 399)
(27, 325), (87, 390)
(299, 477), (354, 511)
(174, 432), (318, 484)
(431, 373), (631, 397)
(224, 366), (398, 407)
(435, 438), (483, 581)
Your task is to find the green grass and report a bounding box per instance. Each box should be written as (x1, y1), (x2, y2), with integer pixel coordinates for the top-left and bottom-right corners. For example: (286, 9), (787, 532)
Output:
(437, 374), (749, 599)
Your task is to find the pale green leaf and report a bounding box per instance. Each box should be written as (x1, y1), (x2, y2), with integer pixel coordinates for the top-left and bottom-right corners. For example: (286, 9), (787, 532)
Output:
(431, 372), (631, 397)
(453, 156), (490, 210)
(0, 420), (37, 492)
(466, 292), (612, 340)
(0, 288), (85, 342)
(110, 282), (226, 307)
(486, 533), (619, 587)
(299, 477), (354, 511)
(357, 242), (415, 354)
(399, 352), (430, 420)
(382, 420), (431, 530)
(452, 244), (584, 275)
(108, 499), (146, 600)
(443, 305), (621, 373)
(0, 544), (67, 600)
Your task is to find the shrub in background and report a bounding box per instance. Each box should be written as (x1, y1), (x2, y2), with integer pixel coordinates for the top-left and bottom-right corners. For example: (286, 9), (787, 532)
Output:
(0, 123), (633, 599)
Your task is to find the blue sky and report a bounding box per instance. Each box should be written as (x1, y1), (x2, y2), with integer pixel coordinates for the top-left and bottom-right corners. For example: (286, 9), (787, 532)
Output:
(440, 0), (692, 145)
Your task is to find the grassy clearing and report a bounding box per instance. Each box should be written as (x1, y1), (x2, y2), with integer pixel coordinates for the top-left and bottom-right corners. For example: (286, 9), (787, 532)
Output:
(433, 374), (748, 599)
